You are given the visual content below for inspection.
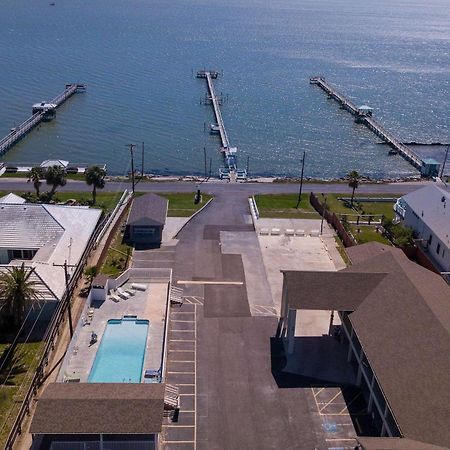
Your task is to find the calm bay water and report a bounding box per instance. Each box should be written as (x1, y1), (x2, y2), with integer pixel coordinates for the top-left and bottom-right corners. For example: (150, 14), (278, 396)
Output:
(0, 0), (449, 178)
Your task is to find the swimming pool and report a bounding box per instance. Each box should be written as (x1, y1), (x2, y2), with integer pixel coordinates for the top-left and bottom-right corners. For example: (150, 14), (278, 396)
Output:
(88, 318), (149, 383)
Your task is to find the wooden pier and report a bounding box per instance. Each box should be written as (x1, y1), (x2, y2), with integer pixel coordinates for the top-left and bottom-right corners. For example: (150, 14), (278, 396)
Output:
(0, 83), (86, 156)
(197, 70), (246, 181)
(310, 76), (431, 174)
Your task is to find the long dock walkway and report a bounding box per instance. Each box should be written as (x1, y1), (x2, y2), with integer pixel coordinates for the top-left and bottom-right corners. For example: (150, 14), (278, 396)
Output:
(197, 70), (246, 181)
(0, 83), (85, 156)
(310, 76), (427, 173)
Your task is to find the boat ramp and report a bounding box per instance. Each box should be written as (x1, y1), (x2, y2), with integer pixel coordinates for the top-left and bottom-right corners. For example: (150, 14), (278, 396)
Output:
(310, 76), (441, 177)
(197, 70), (246, 181)
(0, 83), (86, 157)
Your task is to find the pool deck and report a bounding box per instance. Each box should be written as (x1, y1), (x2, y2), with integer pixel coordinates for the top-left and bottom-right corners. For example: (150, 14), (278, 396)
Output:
(58, 281), (168, 383)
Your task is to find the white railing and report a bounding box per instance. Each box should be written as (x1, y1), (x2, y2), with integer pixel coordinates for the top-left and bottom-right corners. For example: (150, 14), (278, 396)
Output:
(94, 190), (132, 247)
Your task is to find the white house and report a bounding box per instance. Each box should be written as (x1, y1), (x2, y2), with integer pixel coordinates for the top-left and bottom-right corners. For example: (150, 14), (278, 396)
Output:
(0, 195), (102, 299)
(395, 185), (450, 273)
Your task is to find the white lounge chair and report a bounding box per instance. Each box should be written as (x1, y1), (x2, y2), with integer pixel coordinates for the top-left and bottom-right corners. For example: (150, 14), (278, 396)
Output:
(110, 294), (121, 303)
(117, 288), (131, 300)
(81, 315), (91, 326)
(131, 283), (147, 291)
(64, 371), (82, 383)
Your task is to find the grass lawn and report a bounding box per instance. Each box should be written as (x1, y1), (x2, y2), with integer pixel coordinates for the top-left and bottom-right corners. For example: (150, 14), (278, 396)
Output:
(100, 217), (132, 278)
(0, 190), (123, 214)
(254, 194), (321, 219)
(318, 193), (397, 245)
(0, 172), (87, 181)
(0, 342), (44, 447)
(320, 193), (397, 221)
(52, 191), (123, 213)
(334, 236), (351, 266)
(157, 193), (213, 217)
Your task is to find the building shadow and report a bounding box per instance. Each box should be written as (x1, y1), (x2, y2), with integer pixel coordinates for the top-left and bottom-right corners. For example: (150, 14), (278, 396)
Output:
(270, 335), (379, 437)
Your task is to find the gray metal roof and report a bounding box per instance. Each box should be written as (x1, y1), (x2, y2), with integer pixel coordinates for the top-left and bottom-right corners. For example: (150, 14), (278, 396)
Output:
(0, 204), (64, 249)
(0, 265), (58, 302)
(0, 193), (26, 204)
(402, 185), (450, 246)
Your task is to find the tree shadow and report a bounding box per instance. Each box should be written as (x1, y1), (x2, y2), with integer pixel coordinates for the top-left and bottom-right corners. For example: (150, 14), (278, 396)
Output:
(0, 344), (28, 386)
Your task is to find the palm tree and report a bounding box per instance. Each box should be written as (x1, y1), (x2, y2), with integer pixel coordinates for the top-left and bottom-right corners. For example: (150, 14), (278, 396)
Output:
(45, 165), (67, 198)
(85, 166), (106, 204)
(348, 170), (361, 206)
(0, 264), (42, 328)
(28, 167), (44, 197)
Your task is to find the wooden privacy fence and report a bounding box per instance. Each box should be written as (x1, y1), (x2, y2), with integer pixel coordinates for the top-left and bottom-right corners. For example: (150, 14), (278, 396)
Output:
(310, 192), (357, 248)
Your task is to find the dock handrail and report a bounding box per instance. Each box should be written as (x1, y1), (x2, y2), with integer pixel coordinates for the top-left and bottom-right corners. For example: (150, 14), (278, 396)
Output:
(197, 70), (246, 180)
(204, 72), (230, 149)
(0, 83), (85, 156)
(310, 75), (423, 170)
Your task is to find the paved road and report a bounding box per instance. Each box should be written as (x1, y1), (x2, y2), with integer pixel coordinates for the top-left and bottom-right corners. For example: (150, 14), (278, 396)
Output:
(162, 191), (340, 449)
(0, 177), (435, 196)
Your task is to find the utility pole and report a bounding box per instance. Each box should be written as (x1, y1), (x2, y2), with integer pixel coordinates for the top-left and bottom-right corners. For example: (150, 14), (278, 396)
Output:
(53, 260), (77, 338)
(246, 156), (250, 177)
(209, 157), (212, 178)
(141, 142), (145, 178)
(127, 144), (136, 193)
(440, 144), (449, 179)
(204, 147), (207, 179)
(296, 151), (306, 209)
(320, 196), (328, 235)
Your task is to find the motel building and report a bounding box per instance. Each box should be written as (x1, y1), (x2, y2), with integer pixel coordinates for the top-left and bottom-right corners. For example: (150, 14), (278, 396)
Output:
(280, 242), (450, 450)
(29, 267), (178, 450)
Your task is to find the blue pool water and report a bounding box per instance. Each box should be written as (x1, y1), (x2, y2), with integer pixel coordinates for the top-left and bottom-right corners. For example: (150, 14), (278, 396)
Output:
(88, 318), (149, 383)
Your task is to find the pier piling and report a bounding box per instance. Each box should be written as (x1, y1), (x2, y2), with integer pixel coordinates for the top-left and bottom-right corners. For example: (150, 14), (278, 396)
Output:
(197, 70), (246, 181)
(310, 76), (438, 176)
(0, 83), (86, 156)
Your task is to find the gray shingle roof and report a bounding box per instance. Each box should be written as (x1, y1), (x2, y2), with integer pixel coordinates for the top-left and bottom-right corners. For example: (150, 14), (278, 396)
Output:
(0, 204), (64, 249)
(282, 271), (386, 311)
(284, 243), (450, 448)
(127, 194), (168, 227)
(357, 437), (450, 450)
(402, 185), (450, 246)
(30, 383), (165, 435)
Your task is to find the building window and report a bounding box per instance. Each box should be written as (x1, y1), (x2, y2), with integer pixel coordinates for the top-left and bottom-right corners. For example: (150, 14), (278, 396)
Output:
(7, 249), (37, 261)
(437, 243), (441, 255)
(133, 227), (156, 236)
(428, 234), (433, 245)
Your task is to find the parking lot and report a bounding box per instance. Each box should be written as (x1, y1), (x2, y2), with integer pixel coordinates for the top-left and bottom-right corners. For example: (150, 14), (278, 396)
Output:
(309, 384), (377, 449)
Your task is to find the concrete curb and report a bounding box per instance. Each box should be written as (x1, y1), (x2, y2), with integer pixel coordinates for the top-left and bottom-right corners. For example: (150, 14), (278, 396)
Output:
(174, 197), (214, 239)
(248, 196), (259, 230)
